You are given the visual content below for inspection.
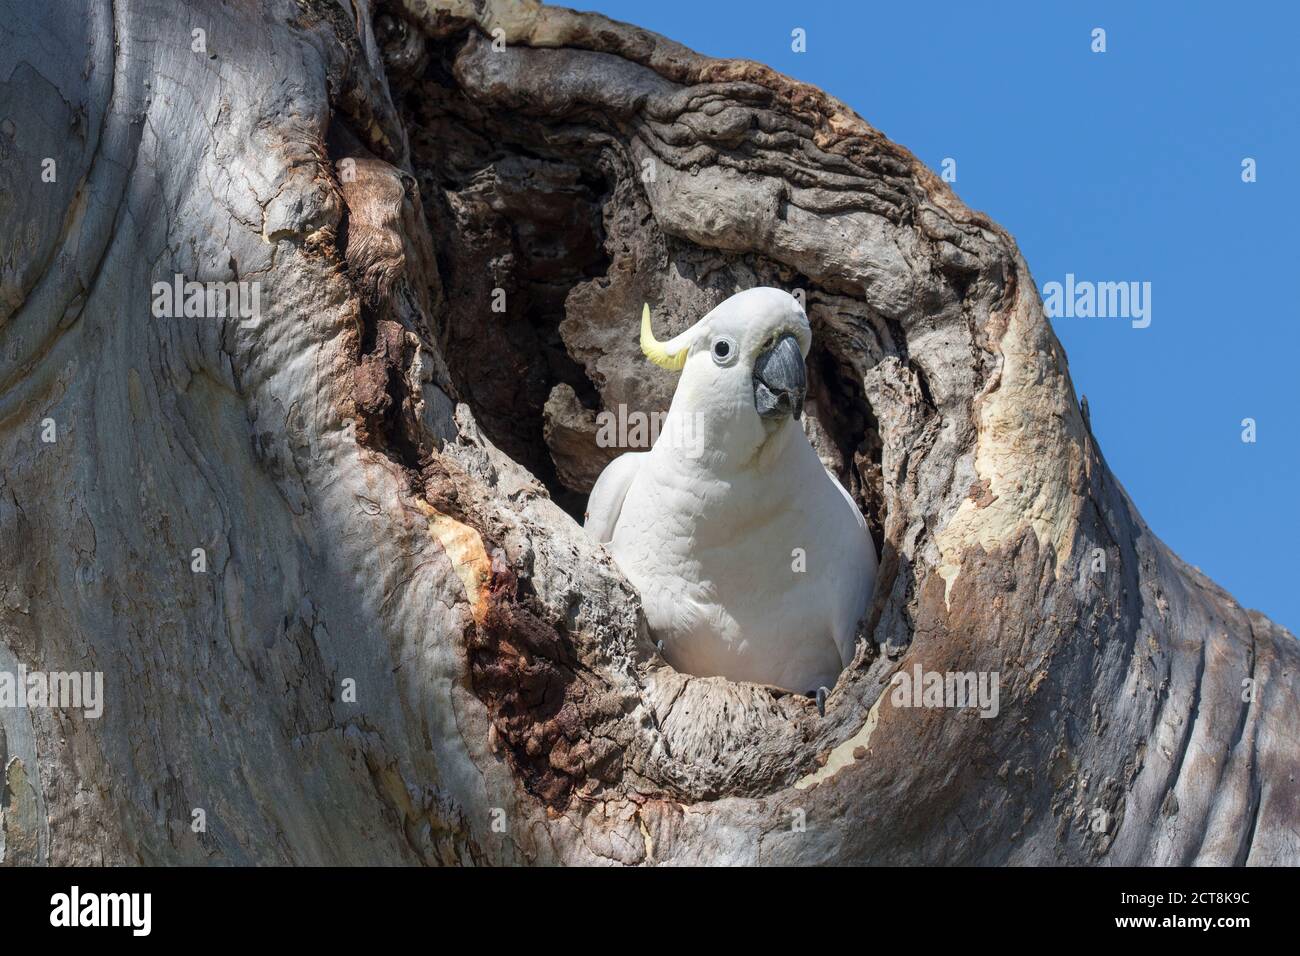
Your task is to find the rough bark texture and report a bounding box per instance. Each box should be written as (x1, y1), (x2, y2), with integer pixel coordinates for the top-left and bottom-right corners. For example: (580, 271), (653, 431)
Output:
(0, 0), (1295, 865)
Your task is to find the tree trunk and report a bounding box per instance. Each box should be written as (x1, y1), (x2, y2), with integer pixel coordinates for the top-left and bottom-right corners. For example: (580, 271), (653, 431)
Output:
(0, 0), (1295, 866)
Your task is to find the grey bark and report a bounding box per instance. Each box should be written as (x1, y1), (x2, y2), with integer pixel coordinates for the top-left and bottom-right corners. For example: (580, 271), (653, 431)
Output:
(0, 0), (1295, 865)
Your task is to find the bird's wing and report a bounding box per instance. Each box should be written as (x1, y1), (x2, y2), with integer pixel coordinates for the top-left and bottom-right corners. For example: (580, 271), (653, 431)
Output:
(825, 466), (868, 531)
(584, 452), (648, 543)
(824, 466), (876, 667)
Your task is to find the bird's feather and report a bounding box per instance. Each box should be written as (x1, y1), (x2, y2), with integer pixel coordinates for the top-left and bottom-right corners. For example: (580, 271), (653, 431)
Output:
(584, 451), (646, 543)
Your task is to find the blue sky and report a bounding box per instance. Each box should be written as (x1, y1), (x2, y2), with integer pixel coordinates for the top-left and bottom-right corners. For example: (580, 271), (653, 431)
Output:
(573, 0), (1300, 633)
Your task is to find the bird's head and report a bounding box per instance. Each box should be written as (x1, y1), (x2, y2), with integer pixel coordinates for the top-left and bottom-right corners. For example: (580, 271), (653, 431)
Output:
(641, 288), (812, 443)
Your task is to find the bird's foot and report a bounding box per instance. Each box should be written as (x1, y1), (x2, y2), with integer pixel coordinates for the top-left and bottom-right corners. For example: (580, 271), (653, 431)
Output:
(815, 686), (830, 717)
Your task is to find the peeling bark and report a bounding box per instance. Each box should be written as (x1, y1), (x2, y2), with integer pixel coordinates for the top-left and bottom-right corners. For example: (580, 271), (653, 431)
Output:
(0, 0), (1295, 865)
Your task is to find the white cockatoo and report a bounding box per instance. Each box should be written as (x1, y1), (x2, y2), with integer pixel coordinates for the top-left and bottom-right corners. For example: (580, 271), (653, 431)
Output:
(585, 288), (877, 695)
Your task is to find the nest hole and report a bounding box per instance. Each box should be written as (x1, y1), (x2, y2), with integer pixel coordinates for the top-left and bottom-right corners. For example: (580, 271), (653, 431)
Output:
(373, 11), (916, 805)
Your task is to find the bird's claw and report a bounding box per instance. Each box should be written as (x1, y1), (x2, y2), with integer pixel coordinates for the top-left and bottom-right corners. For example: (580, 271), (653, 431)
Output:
(816, 686), (829, 717)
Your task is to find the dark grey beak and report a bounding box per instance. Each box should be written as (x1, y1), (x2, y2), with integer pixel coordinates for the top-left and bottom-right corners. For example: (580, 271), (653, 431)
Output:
(753, 333), (807, 420)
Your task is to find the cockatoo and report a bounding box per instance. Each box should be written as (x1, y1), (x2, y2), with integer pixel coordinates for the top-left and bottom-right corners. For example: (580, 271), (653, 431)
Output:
(585, 288), (877, 695)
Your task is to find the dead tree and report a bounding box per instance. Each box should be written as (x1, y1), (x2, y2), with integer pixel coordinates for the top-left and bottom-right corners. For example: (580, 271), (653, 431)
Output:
(0, 0), (1294, 865)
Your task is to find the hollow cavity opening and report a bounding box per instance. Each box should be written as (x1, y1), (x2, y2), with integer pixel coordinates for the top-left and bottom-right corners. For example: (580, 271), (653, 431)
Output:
(374, 10), (908, 804)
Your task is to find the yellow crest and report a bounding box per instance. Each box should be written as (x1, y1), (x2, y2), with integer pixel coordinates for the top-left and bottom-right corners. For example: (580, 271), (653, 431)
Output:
(639, 303), (687, 371)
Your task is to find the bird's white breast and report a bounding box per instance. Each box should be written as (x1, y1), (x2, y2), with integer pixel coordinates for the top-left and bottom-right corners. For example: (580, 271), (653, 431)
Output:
(608, 422), (875, 692)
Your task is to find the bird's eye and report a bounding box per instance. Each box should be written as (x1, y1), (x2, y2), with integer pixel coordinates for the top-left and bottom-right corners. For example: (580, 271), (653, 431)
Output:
(711, 336), (738, 367)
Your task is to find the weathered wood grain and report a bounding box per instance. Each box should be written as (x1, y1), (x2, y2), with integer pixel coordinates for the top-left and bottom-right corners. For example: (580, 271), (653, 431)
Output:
(0, 0), (1293, 865)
